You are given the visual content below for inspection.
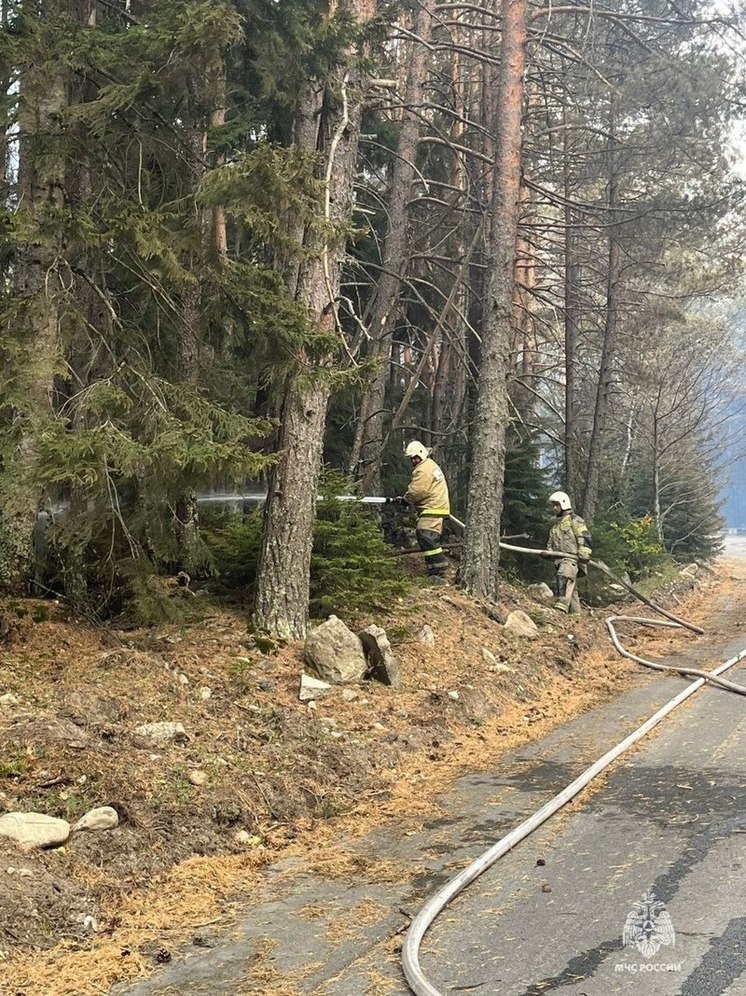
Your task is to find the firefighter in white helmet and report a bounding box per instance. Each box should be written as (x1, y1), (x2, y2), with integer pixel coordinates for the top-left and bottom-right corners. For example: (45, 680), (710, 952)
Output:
(391, 441), (451, 578)
(541, 491), (592, 614)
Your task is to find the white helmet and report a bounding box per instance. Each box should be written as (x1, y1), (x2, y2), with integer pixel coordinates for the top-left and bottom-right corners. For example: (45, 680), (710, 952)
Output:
(405, 440), (430, 461)
(549, 491), (572, 511)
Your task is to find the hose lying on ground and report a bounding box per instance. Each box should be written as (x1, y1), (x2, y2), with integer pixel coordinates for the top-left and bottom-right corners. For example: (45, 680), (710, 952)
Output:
(402, 532), (746, 996)
(401, 643), (746, 996)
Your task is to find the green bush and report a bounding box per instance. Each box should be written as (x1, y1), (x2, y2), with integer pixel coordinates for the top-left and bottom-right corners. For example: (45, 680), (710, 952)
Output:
(200, 510), (264, 593)
(592, 514), (671, 580)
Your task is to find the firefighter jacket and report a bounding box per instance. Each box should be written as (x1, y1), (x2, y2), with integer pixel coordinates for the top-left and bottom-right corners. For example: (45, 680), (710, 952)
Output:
(548, 511), (592, 576)
(404, 457), (450, 535)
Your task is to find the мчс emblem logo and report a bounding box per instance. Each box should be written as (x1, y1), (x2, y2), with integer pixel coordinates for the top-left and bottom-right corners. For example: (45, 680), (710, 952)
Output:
(623, 892), (675, 958)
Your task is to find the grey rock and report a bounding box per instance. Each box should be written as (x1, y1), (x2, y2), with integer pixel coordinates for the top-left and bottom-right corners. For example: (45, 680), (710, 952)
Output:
(0, 812), (71, 850)
(358, 624), (401, 688)
(527, 582), (554, 604)
(199, 686), (213, 701)
(504, 610), (540, 639)
(299, 673), (333, 702)
(416, 625), (436, 646)
(135, 721), (188, 743)
(74, 806), (119, 832)
(447, 690), (460, 701)
(341, 688), (358, 702)
(0, 693), (19, 706)
(304, 616), (367, 685)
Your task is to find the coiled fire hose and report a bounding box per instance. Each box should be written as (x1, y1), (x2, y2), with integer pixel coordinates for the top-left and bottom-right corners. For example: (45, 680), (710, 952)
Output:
(402, 521), (746, 996)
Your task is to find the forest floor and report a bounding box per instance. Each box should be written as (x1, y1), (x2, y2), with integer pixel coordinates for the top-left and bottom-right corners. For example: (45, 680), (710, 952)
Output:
(0, 556), (728, 995)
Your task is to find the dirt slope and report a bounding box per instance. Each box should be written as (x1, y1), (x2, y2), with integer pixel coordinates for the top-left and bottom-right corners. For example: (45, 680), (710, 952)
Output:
(0, 562), (724, 994)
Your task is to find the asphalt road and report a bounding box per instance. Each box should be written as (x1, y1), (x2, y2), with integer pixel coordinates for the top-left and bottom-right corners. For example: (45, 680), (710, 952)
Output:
(421, 650), (746, 996)
(118, 549), (746, 996)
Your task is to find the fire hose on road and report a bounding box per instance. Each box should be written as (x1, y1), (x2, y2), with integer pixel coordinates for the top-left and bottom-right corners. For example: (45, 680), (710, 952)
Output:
(392, 508), (746, 996)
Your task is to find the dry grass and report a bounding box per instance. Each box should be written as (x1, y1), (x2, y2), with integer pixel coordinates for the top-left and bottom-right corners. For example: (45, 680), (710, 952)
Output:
(0, 564), (731, 995)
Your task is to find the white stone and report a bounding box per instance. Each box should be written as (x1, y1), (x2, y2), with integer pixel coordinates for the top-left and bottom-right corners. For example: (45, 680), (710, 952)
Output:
(482, 648), (497, 664)
(307, 700), (318, 711)
(342, 689), (358, 702)
(0, 693), (19, 706)
(235, 830), (251, 845)
(178, 673), (189, 686)
(74, 806), (119, 832)
(299, 673), (333, 702)
(489, 661), (513, 674)
(135, 721), (188, 743)
(188, 770), (208, 787)
(417, 625), (436, 646)
(320, 717), (338, 730)
(447, 690), (460, 701)
(504, 610), (540, 639)
(0, 812), (70, 851)
(373, 722), (386, 731)
(199, 686), (213, 700)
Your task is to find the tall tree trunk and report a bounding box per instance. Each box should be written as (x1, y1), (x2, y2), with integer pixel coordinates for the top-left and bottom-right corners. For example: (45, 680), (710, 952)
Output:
(581, 98), (620, 525)
(563, 117), (581, 500)
(0, 0), (66, 592)
(254, 10), (369, 637)
(460, 0), (528, 600)
(350, 1), (433, 493)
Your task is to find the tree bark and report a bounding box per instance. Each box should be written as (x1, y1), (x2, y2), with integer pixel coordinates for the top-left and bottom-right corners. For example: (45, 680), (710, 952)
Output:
(0, 0), (66, 592)
(254, 4), (370, 638)
(563, 117), (581, 500)
(350, 1), (433, 494)
(581, 98), (620, 525)
(460, 0), (528, 600)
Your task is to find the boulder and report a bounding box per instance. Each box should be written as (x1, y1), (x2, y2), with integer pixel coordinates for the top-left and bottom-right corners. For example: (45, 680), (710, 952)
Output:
(0, 812), (70, 850)
(527, 582), (554, 604)
(299, 673), (333, 702)
(504, 610), (540, 639)
(304, 616), (367, 684)
(358, 624), (401, 688)
(135, 721), (188, 744)
(74, 806), (119, 832)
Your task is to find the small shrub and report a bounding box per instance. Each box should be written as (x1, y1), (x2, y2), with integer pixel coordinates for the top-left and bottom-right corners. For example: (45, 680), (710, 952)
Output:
(201, 469), (411, 617)
(310, 471), (410, 617)
(593, 515), (671, 581)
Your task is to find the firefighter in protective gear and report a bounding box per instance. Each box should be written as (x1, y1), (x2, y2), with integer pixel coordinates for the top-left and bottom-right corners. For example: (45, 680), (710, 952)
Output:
(543, 491), (592, 614)
(395, 441), (450, 577)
